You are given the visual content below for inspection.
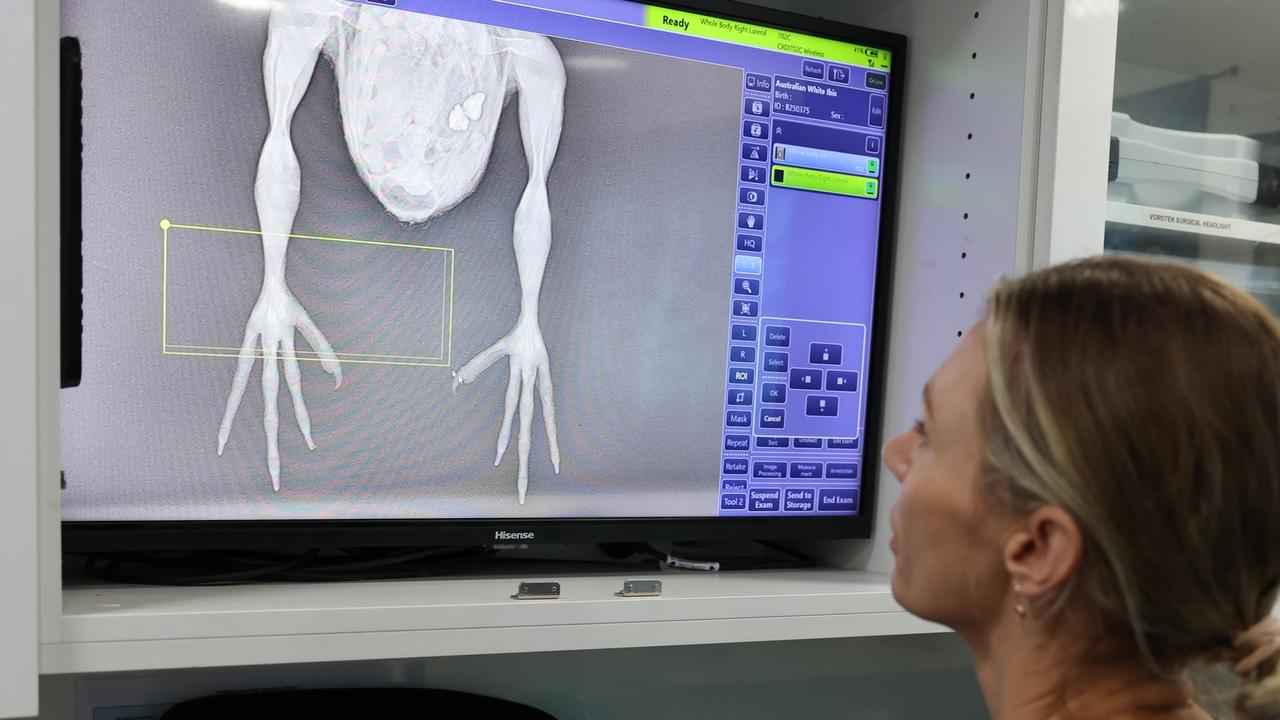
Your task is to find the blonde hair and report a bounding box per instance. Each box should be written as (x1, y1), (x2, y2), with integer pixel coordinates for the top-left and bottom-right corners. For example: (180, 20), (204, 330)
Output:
(980, 255), (1280, 718)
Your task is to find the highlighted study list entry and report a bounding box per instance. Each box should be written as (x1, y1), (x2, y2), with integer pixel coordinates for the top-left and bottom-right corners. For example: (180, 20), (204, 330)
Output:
(161, 220), (455, 368)
(771, 165), (879, 199)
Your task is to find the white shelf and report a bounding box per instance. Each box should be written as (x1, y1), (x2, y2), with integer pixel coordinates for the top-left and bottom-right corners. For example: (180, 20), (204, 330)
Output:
(41, 568), (943, 675)
(1107, 200), (1280, 243)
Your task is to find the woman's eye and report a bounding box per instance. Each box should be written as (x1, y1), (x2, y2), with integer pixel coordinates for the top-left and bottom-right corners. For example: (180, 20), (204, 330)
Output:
(912, 419), (929, 446)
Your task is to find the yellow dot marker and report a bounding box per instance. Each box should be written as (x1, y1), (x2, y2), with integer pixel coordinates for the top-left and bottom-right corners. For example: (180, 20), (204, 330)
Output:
(160, 218), (171, 230)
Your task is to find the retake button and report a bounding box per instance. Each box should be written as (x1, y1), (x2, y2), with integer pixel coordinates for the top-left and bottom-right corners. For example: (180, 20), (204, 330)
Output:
(756, 436), (790, 448)
(741, 165), (766, 184)
(722, 458), (748, 475)
(728, 367), (755, 385)
(825, 462), (858, 479)
(826, 370), (858, 392)
(784, 488), (816, 512)
(722, 479), (748, 491)
(739, 186), (764, 205)
(818, 488), (858, 512)
(730, 346), (756, 363)
(764, 325), (791, 347)
(753, 461), (787, 479)
(809, 343), (843, 365)
(743, 120), (769, 140)
(763, 352), (789, 372)
(736, 234), (763, 252)
(761, 382), (787, 404)
(744, 97), (771, 117)
(749, 488), (782, 511)
(806, 395), (839, 416)
(721, 493), (747, 510)
(725, 410), (751, 427)
(733, 299), (760, 318)
(731, 325), (757, 342)
(742, 142), (767, 162)
(827, 437), (859, 450)
(789, 368), (822, 390)
(790, 462), (823, 479)
(759, 408), (786, 429)
(802, 59), (825, 79)
(724, 434), (750, 451)
(793, 437), (823, 449)
(727, 388), (753, 406)
(735, 277), (760, 296)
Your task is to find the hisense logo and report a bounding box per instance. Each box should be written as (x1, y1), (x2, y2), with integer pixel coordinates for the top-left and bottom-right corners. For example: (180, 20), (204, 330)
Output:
(494, 530), (535, 541)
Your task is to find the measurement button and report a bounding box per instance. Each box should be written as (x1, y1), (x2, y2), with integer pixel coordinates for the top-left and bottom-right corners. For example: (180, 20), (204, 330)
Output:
(790, 462), (823, 479)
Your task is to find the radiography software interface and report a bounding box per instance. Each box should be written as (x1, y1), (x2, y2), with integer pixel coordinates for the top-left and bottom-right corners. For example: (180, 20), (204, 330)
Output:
(59, 0), (892, 521)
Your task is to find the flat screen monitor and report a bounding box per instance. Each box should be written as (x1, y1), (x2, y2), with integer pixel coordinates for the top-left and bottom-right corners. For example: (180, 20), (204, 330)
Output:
(59, 0), (904, 550)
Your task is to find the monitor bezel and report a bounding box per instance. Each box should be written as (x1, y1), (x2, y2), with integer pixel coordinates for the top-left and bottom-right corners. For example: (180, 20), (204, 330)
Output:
(60, 0), (906, 553)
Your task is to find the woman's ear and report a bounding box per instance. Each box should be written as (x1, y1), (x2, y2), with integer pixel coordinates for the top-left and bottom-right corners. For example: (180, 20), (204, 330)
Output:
(1003, 505), (1083, 599)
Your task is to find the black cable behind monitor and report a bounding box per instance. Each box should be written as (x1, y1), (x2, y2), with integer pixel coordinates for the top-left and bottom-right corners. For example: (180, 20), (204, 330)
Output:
(60, 37), (84, 388)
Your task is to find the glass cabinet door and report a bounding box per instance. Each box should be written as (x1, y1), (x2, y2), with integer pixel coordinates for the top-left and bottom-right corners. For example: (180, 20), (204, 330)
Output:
(1105, 1), (1280, 314)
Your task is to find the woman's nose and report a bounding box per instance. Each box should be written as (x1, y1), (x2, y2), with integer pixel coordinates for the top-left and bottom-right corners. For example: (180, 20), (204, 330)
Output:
(882, 431), (911, 484)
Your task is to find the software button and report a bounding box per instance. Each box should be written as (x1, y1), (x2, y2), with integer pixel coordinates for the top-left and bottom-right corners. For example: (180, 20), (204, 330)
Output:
(721, 493), (747, 510)
(763, 352), (789, 373)
(806, 395), (839, 417)
(759, 409), (786, 429)
(724, 434), (750, 451)
(749, 488), (782, 511)
(752, 461), (787, 479)
(722, 458), (749, 475)
(764, 325), (791, 347)
(790, 462), (823, 479)
(728, 367), (755, 385)
(809, 343), (843, 365)
(761, 382), (787, 404)
(784, 488), (816, 512)
(725, 410), (751, 427)
(756, 436), (790, 449)
(826, 370), (859, 392)
(818, 488), (858, 512)
(731, 325), (757, 342)
(789, 368), (822, 390)
(802, 60), (825, 79)
(827, 437), (860, 450)
(793, 437), (823, 449)
(825, 462), (859, 480)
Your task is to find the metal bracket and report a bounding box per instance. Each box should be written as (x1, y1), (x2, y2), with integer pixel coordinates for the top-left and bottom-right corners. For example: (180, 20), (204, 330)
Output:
(511, 581), (561, 600)
(615, 579), (663, 598)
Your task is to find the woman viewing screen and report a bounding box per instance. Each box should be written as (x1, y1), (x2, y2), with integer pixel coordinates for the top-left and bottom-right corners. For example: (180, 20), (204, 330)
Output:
(883, 256), (1280, 719)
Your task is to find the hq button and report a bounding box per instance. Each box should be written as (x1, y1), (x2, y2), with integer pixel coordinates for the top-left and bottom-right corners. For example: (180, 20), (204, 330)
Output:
(728, 367), (755, 385)
(744, 97), (771, 117)
(761, 382), (787, 404)
(764, 325), (791, 347)
(731, 325), (757, 342)
(741, 165), (766, 184)
(735, 277), (760, 296)
(802, 59), (825, 79)
(759, 408), (786, 429)
(763, 352), (789, 372)
(826, 370), (858, 392)
(806, 395), (839, 417)
(789, 368), (822, 390)
(736, 234), (763, 253)
(809, 343), (842, 365)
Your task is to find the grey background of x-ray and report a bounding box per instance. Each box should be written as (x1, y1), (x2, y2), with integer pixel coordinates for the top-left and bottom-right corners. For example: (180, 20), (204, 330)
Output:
(59, 0), (740, 520)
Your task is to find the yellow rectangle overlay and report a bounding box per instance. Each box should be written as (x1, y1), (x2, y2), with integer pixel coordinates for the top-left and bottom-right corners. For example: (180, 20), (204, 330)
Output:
(161, 219), (455, 368)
